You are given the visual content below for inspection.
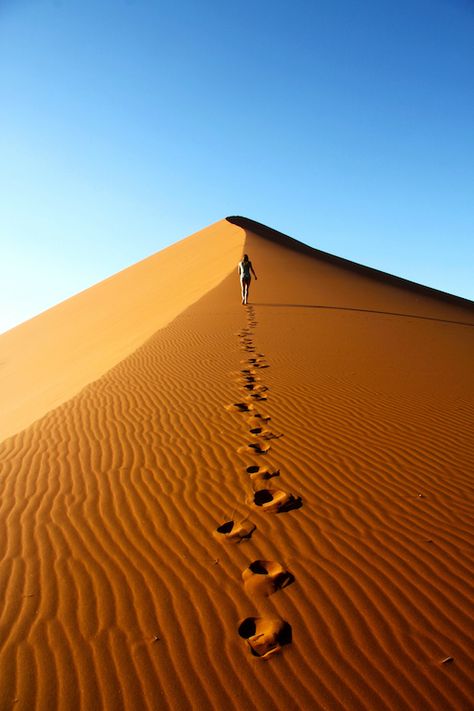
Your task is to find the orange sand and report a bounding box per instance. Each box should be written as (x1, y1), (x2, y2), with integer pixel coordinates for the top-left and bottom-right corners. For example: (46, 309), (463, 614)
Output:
(0, 218), (473, 710)
(0, 220), (244, 440)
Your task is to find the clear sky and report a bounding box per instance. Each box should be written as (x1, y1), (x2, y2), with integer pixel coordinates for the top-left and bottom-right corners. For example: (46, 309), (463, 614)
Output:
(1, 0), (473, 333)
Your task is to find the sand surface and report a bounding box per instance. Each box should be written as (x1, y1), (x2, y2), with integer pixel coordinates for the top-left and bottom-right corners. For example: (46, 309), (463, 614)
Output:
(0, 219), (244, 440)
(1, 219), (473, 710)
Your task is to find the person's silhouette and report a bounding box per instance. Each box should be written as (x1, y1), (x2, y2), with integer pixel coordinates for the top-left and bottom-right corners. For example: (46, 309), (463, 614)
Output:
(238, 254), (257, 305)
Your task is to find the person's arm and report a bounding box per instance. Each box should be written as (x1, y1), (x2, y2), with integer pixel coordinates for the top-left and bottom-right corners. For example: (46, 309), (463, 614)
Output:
(251, 264), (257, 280)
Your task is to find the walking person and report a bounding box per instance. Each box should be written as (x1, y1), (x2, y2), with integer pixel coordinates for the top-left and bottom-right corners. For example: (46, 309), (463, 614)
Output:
(238, 254), (257, 305)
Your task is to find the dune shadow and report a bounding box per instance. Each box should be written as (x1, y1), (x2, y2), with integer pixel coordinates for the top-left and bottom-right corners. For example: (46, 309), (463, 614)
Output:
(227, 216), (474, 311)
(254, 303), (474, 328)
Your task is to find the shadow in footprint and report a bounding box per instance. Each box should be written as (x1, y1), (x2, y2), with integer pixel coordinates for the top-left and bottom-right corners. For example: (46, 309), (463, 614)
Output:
(225, 402), (253, 413)
(214, 519), (256, 543)
(246, 465), (280, 483)
(238, 617), (292, 659)
(245, 358), (268, 367)
(247, 393), (268, 401)
(242, 560), (295, 597)
(249, 427), (282, 440)
(247, 412), (271, 424)
(252, 489), (302, 513)
(239, 442), (270, 455)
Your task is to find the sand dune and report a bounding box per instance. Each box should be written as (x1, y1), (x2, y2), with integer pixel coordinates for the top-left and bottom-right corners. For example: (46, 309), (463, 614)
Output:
(0, 218), (473, 710)
(0, 219), (244, 440)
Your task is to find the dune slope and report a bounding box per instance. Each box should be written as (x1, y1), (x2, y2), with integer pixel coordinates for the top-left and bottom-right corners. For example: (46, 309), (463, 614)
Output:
(0, 219), (473, 710)
(0, 219), (244, 440)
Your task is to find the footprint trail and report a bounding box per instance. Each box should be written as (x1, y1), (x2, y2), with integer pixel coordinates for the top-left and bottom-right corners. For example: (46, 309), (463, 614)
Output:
(220, 302), (302, 658)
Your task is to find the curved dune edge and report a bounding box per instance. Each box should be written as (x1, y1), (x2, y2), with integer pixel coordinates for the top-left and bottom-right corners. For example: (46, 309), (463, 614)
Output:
(0, 220), (473, 710)
(227, 215), (474, 309)
(0, 219), (245, 440)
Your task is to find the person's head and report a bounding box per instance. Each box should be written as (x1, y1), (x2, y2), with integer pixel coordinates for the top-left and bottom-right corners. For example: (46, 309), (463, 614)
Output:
(243, 254), (249, 262)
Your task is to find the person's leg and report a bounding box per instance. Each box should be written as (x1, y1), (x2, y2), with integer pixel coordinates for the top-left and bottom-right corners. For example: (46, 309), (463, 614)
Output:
(241, 278), (246, 304)
(245, 278), (251, 304)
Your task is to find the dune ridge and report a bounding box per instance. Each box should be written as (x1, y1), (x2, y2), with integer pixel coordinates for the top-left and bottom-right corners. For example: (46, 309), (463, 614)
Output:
(1, 219), (473, 709)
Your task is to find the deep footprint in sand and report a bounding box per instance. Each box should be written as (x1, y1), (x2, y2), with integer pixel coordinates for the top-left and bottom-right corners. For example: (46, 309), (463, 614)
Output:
(238, 442), (270, 455)
(241, 375), (259, 385)
(246, 412), (271, 424)
(246, 465), (280, 484)
(243, 384), (268, 394)
(251, 488), (302, 513)
(245, 358), (269, 369)
(246, 392), (268, 401)
(238, 617), (292, 659)
(249, 426), (282, 440)
(241, 358), (268, 368)
(242, 560), (294, 597)
(214, 519), (256, 543)
(248, 426), (265, 435)
(225, 402), (254, 413)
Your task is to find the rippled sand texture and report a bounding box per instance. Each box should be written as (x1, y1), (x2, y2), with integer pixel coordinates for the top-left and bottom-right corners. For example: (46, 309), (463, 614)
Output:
(1, 218), (473, 710)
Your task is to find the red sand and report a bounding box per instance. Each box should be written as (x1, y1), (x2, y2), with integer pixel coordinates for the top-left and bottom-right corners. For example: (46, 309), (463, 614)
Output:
(1, 218), (473, 710)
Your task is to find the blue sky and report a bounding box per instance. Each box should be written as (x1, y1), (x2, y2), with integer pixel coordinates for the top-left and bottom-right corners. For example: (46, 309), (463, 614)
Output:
(1, 0), (473, 333)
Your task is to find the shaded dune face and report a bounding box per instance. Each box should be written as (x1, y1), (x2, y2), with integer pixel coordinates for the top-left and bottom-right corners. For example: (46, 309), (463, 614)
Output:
(1, 219), (474, 709)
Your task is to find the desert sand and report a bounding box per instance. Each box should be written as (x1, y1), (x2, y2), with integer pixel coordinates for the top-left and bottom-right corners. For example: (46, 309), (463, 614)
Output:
(0, 217), (473, 710)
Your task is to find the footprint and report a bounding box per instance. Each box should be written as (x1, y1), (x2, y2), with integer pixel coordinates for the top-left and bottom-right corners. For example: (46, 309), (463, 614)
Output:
(242, 561), (294, 597)
(246, 465), (280, 483)
(249, 427), (281, 440)
(251, 489), (302, 513)
(247, 358), (269, 369)
(238, 442), (270, 455)
(243, 357), (268, 367)
(214, 519), (256, 543)
(246, 392), (267, 401)
(238, 617), (292, 659)
(225, 402), (254, 413)
(237, 378), (260, 388)
(241, 376), (259, 385)
(246, 412), (271, 424)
